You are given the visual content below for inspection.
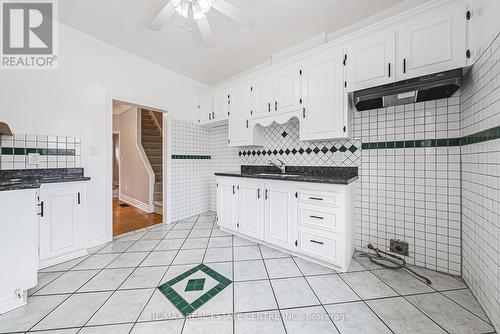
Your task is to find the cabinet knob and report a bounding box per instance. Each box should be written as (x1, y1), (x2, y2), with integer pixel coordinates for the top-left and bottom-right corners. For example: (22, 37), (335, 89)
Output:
(268, 102), (271, 112)
(275, 101), (278, 111)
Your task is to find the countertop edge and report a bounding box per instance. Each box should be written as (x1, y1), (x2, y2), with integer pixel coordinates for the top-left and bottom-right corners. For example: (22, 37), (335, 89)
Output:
(214, 173), (358, 185)
(0, 177), (91, 192)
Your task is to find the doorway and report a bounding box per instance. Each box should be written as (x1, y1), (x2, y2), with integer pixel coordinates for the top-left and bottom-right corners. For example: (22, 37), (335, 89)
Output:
(111, 100), (166, 236)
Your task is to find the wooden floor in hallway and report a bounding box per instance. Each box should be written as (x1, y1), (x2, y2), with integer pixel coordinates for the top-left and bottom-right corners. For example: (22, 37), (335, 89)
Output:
(113, 199), (162, 236)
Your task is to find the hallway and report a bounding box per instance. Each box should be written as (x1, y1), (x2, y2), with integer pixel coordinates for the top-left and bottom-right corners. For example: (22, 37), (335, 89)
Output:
(113, 200), (162, 236)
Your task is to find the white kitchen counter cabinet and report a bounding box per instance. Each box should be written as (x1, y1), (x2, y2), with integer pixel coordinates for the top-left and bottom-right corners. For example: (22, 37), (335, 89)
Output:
(0, 188), (38, 314)
(38, 182), (88, 269)
(216, 176), (354, 272)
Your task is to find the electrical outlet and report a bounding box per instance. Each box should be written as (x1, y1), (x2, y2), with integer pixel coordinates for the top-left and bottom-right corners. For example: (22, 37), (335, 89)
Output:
(390, 239), (409, 256)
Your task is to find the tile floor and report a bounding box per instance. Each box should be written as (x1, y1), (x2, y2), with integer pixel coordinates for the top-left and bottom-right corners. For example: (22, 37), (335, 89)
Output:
(0, 211), (496, 334)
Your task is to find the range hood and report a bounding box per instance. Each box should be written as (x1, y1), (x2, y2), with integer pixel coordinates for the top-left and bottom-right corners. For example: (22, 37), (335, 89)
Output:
(353, 69), (463, 111)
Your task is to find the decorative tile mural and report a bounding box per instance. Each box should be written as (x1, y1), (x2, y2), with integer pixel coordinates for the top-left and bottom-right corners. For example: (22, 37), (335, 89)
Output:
(0, 134), (81, 170)
(239, 119), (361, 167)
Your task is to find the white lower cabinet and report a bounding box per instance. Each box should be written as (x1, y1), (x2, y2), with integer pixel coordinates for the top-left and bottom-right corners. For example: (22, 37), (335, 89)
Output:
(263, 181), (297, 251)
(216, 178), (238, 231)
(216, 176), (354, 271)
(38, 182), (87, 268)
(237, 179), (264, 240)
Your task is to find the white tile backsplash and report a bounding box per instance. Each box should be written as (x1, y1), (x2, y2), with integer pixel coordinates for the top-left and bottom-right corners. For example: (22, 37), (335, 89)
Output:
(352, 97), (462, 275)
(461, 32), (500, 331)
(0, 133), (81, 170)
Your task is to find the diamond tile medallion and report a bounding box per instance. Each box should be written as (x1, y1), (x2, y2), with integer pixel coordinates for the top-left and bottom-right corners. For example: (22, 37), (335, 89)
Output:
(158, 263), (232, 316)
(185, 278), (206, 292)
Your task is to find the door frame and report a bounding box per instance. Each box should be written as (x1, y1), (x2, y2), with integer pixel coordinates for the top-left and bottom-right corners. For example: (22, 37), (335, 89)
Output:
(112, 131), (121, 199)
(106, 93), (172, 242)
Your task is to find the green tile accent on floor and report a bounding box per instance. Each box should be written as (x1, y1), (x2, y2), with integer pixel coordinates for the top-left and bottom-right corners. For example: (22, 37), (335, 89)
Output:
(185, 278), (206, 292)
(157, 263), (232, 316)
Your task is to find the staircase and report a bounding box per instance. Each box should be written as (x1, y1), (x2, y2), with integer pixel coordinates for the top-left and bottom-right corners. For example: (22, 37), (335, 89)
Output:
(141, 110), (163, 215)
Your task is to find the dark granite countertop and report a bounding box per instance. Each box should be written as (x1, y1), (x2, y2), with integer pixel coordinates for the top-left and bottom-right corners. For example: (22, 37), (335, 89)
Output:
(0, 168), (90, 192)
(215, 165), (358, 185)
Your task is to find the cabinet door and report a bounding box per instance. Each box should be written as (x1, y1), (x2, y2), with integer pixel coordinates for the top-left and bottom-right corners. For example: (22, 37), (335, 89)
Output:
(300, 49), (347, 141)
(272, 64), (301, 114)
(39, 185), (85, 263)
(197, 96), (213, 124)
(251, 75), (273, 118)
(228, 84), (252, 146)
(238, 180), (264, 240)
(264, 182), (297, 251)
(0, 189), (38, 298)
(212, 91), (229, 121)
(398, 3), (466, 80)
(216, 178), (238, 231)
(346, 30), (396, 91)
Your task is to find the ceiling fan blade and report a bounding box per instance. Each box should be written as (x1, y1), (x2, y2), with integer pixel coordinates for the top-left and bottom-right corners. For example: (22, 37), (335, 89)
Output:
(212, 0), (257, 29)
(150, 0), (176, 31)
(197, 16), (216, 48)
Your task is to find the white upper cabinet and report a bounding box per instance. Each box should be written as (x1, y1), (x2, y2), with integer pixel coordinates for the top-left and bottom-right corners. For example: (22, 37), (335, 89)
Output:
(197, 95), (213, 124)
(228, 84), (251, 146)
(271, 63), (301, 114)
(228, 83), (265, 147)
(346, 30), (396, 92)
(212, 91), (230, 121)
(397, 3), (467, 80)
(250, 74), (273, 118)
(300, 48), (347, 141)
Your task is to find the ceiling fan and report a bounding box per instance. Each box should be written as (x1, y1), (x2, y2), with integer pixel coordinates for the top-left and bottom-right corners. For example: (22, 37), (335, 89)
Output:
(150, 0), (257, 48)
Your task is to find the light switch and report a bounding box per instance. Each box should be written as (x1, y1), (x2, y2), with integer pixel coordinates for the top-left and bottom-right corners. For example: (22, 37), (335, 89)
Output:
(28, 153), (40, 165)
(90, 146), (100, 156)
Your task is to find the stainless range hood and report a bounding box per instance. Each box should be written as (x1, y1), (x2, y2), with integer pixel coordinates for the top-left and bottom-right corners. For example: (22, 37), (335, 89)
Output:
(353, 69), (463, 111)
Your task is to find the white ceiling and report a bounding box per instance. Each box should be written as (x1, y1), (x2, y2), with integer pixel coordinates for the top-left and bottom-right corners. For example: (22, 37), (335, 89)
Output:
(59, 0), (425, 86)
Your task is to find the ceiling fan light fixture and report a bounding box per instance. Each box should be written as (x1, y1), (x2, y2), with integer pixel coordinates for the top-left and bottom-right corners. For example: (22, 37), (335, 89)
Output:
(198, 0), (212, 13)
(173, 0), (212, 20)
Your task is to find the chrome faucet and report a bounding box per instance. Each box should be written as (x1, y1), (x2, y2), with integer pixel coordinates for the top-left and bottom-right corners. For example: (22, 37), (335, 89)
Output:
(269, 159), (286, 174)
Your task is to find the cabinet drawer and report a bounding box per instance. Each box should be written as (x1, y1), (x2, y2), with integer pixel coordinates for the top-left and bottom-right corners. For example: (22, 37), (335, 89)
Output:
(299, 190), (339, 207)
(299, 206), (338, 231)
(298, 229), (338, 263)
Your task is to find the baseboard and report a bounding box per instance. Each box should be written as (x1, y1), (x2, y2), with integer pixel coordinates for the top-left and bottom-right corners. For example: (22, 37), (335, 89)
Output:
(119, 194), (153, 213)
(39, 249), (88, 269)
(86, 235), (111, 249)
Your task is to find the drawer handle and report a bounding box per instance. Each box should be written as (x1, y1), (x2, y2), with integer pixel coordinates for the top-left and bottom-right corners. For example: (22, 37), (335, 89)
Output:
(309, 197), (323, 201)
(310, 239), (324, 245)
(310, 215), (324, 220)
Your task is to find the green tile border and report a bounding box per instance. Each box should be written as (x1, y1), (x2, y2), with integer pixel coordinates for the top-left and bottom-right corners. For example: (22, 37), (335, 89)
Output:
(361, 125), (500, 150)
(157, 263), (232, 316)
(171, 155), (211, 160)
(0, 147), (76, 156)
